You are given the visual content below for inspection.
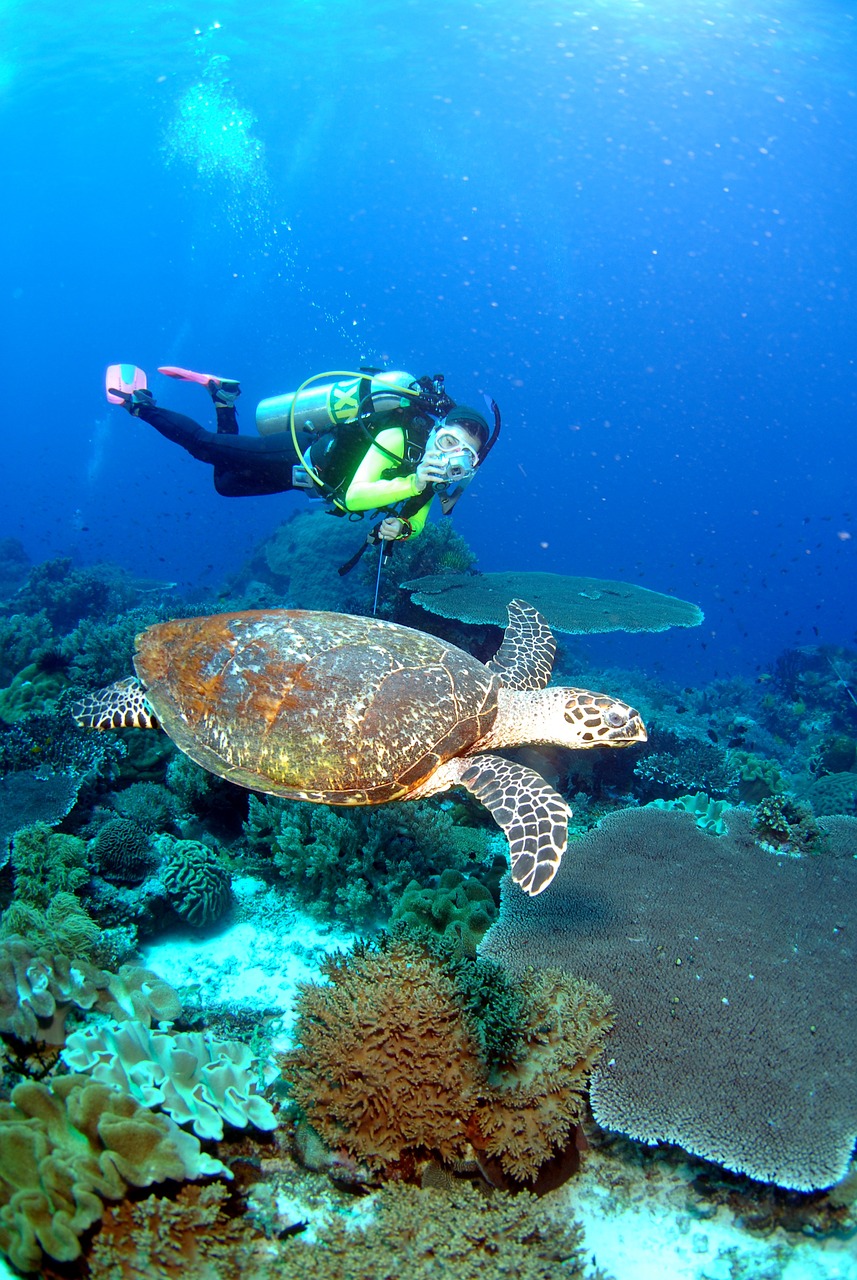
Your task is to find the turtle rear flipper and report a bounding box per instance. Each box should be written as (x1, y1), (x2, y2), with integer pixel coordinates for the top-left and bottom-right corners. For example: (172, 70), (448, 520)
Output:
(72, 676), (160, 731)
(452, 752), (569, 896)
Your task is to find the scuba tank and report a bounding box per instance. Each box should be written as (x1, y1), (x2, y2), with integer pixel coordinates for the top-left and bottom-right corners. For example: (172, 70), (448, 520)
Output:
(255, 369), (420, 437)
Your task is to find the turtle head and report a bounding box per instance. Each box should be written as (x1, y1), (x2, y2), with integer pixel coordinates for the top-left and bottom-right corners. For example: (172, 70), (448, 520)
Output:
(489, 685), (646, 751)
(560, 688), (647, 748)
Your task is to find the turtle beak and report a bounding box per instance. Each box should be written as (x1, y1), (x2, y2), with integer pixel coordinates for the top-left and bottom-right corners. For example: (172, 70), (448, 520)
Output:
(606, 705), (647, 744)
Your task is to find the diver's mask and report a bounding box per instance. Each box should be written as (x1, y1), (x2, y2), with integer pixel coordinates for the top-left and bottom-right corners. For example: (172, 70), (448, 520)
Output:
(429, 423), (480, 483)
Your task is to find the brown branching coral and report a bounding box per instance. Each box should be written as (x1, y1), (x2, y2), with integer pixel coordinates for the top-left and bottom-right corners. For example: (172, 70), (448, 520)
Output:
(282, 937), (611, 1184)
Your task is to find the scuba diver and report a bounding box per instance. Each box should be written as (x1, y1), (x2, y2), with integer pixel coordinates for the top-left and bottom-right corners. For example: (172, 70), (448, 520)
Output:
(106, 364), (499, 546)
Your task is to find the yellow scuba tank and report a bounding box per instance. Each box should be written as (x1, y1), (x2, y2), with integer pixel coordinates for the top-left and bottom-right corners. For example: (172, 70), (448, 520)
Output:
(255, 369), (420, 437)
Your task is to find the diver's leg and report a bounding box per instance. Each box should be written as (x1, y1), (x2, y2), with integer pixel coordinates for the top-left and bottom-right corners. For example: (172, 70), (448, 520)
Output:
(133, 404), (222, 463)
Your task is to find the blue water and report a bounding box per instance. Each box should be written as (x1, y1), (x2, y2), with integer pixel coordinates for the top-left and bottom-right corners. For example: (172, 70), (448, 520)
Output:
(2, 0), (856, 682)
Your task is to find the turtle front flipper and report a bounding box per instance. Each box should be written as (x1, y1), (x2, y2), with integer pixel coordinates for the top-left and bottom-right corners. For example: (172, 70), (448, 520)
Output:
(486, 599), (556, 691)
(449, 752), (569, 896)
(72, 676), (160, 730)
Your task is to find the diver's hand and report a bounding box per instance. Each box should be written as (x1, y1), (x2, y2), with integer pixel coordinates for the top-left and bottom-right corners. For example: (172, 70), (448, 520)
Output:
(414, 447), (448, 490)
(378, 517), (404, 540)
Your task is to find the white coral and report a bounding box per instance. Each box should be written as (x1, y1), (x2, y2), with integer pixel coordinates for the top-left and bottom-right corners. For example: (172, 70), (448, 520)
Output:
(61, 1018), (279, 1141)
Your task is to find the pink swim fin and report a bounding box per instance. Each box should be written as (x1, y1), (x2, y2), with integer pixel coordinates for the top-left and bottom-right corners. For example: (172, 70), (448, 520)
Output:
(106, 364), (148, 405)
(158, 365), (234, 389)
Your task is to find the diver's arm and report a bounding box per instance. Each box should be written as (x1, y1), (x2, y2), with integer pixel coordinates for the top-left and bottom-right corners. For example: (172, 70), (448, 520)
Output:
(343, 427), (424, 508)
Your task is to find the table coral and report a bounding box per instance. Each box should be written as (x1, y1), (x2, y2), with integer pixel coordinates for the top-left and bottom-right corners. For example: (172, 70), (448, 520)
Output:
(481, 805), (857, 1190)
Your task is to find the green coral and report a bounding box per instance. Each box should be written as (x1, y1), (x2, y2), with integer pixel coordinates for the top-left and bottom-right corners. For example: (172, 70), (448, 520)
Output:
(0, 662), (67, 722)
(160, 838), (233, 928)
(0, 1074), (227, 1272)
(647, 791), (731, 835)
(391, 869), (497, 958)
(729, 750), (784, 803)
(9, 823), (89, 907)
(244, 795), (494, 927)
(753, 795), (821, 855)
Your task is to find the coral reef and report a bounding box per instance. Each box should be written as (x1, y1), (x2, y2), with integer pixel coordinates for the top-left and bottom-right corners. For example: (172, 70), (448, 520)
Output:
(282, 934), (611, 1185)
(0, 1074), (227, 1272)
(244, 794), (493, 927)
(481, 805), (857, 1190)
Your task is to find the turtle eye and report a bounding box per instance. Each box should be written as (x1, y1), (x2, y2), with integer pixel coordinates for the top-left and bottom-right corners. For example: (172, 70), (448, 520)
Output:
(606, 708), (628, 727)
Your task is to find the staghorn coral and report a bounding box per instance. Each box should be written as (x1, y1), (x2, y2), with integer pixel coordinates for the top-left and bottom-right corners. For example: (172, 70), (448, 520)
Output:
(481, 805), (857, 1190)
(61, 1018), (279, 1141)
(282, 935), (610, 1184)
(0, 1074), (228, 1273)
(160, 837), (233, 928)
(260, 1181), (592, 1280)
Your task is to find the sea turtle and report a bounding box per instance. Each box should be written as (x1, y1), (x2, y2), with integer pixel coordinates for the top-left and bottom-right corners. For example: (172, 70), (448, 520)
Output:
(73, 601), (646, 895)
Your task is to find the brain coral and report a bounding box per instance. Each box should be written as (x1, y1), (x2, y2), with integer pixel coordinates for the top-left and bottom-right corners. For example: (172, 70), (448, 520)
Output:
(90, 817), (158, 884)
(160, 838), (232, 927)
(480, 806), (857, 1190)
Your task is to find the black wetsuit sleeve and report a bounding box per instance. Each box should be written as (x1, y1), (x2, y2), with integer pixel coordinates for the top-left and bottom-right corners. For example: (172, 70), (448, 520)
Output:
(136, 405), (301, 498)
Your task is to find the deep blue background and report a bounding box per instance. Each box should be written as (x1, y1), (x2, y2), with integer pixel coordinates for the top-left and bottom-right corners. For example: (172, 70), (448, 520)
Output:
(3, 0), (855, 682)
